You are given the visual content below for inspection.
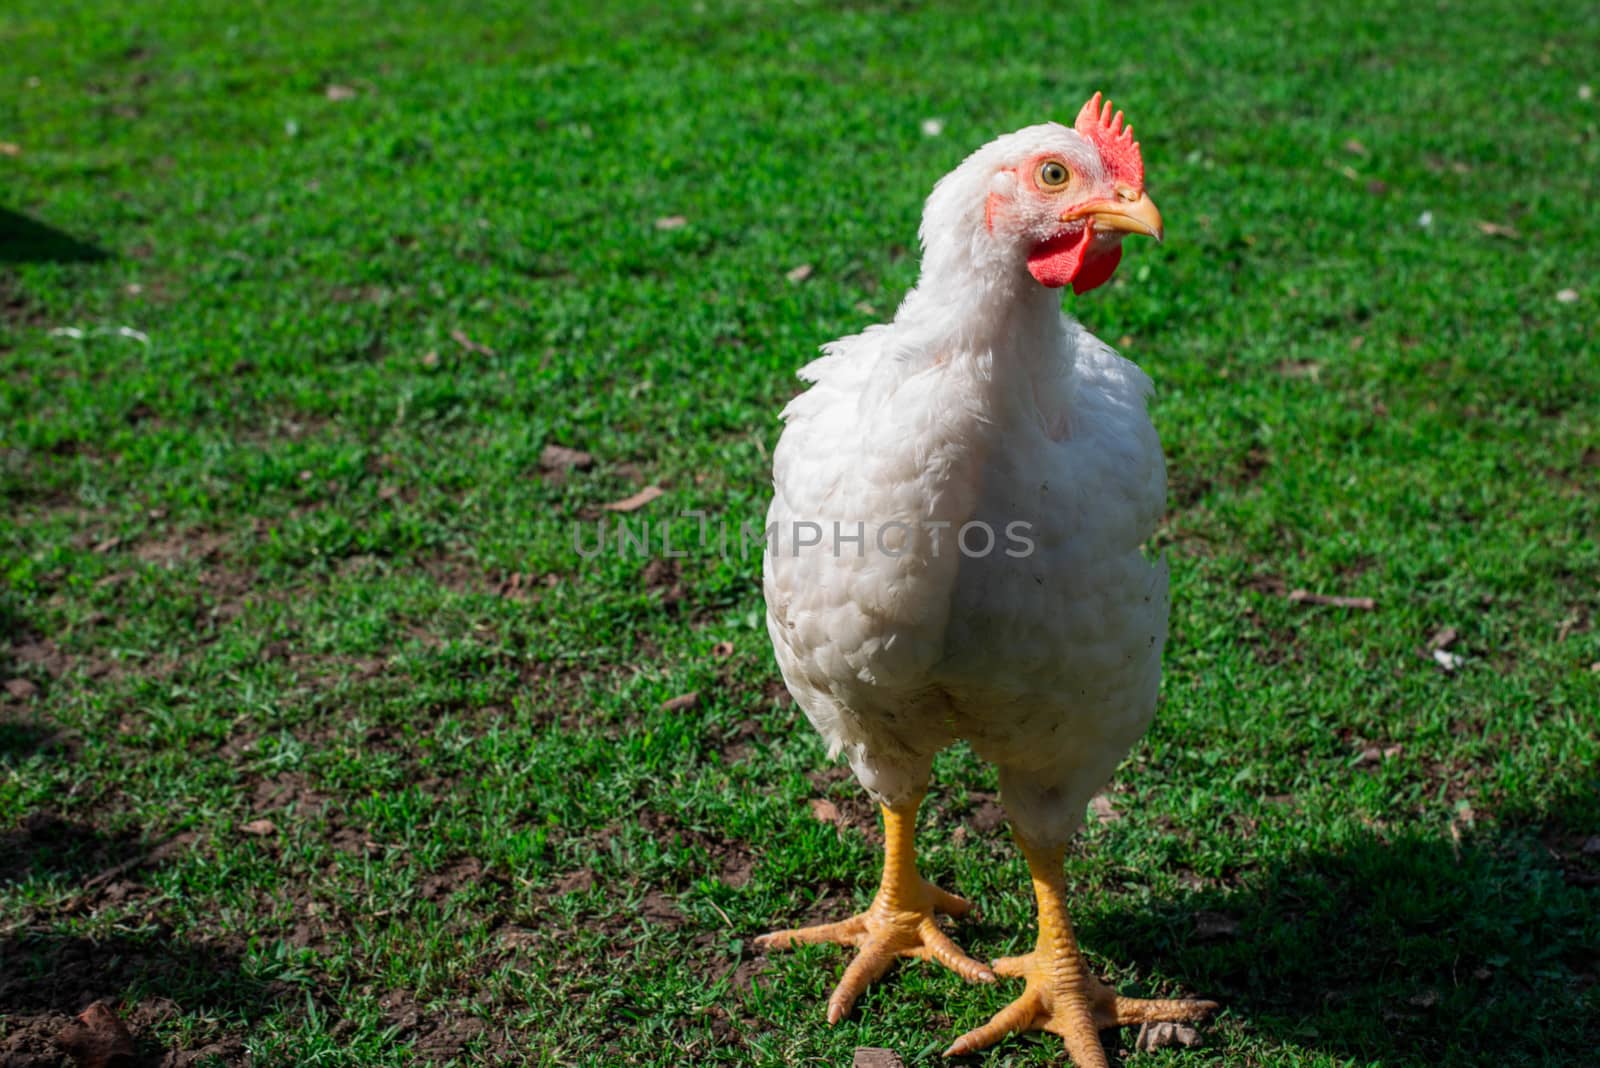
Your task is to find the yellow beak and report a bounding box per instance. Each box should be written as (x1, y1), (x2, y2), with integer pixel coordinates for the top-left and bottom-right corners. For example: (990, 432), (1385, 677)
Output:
(1064, 190), (1164, 243)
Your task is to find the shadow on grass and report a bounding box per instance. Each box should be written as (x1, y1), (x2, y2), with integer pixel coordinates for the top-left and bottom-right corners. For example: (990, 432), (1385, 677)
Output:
(0, 208), (110, 264)
(0, 929), (278, 1017)
(0, 720), (70, 766)
(0, 812), (149, 885)
(1, 818), (288, 1065)
(1076, 781), (1600, 1068)
(0, 928), (277, 1068)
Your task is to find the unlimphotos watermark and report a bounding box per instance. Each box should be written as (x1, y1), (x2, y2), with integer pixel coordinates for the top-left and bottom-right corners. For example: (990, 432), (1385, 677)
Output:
(572, 513), (1036, 560)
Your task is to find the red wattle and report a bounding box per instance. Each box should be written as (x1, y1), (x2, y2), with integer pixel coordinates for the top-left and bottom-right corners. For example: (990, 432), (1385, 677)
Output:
(1026, 229), (1090, 289)
(1027, 230), (1123, 294)
(1070, 243), (1122, 295)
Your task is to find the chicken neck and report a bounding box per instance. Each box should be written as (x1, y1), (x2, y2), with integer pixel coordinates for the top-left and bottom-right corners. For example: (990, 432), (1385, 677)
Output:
(893, 268), (1077, 436)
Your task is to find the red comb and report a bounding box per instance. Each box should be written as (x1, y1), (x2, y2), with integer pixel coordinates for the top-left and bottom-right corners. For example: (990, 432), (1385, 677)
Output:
(1075, 92), (1144, 188)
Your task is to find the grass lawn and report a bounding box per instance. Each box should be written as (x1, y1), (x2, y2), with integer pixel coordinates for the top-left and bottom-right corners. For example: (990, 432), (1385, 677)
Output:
(3, 1), (1598, 1065)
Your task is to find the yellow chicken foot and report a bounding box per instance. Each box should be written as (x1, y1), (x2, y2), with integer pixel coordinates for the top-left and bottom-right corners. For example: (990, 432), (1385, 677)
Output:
(756, 793), (995, 1023)
(945, 838), (1217, 1066)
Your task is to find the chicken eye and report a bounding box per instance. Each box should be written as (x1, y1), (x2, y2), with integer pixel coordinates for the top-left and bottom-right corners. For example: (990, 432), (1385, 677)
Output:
(1037, 160), (1071, 189)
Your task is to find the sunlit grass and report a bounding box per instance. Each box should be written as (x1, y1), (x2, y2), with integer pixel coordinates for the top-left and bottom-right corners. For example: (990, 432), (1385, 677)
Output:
(2, 1), (1596, 1065)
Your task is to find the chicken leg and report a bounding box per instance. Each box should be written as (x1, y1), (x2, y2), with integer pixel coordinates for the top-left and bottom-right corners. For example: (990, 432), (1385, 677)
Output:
(944, 837), (1216, 1066)
(756, 791), (995, 1023)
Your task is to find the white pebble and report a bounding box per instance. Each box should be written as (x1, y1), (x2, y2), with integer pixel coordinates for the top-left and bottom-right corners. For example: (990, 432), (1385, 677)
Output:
(921, 118), (944, 137)
(1556, 288), (1579, 304)
(1417, 210), (1434, 229)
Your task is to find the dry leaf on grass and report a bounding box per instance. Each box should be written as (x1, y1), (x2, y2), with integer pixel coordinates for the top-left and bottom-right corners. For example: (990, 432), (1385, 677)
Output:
(55, 1001), (136, 1068)
(655, 215), (687, 230)
(1355, 744), (1403, 766)
(712, 641), (735, 658)
(853, 1049), (907, 1068)
(1474, 220), (1520, 239)
(5, 677), (39, 699)
(241, 819), (277, 836)
(1428, 626), (1459, 650)
(1089, 793), (1121, 823)
(0, 142), (21, 157)
(786, 263), (813, 283)
(660, 692), (700, 713)
(540, 444), (594, 471)
(809, 798), (841, 824)
(603, 485), (664, 512)
(324, 84), (357, 101)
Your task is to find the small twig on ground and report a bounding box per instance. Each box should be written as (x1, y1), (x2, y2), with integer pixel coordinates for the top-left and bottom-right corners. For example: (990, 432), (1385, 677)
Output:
(1287, 589), (1376, 610)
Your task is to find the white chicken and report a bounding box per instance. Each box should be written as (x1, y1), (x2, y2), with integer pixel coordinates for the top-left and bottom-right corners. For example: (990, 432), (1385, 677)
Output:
(757, 95), (1216, 1066)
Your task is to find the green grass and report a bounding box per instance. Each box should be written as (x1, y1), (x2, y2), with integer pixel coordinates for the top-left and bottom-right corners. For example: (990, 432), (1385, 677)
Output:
(2, 1), (1597, 1065)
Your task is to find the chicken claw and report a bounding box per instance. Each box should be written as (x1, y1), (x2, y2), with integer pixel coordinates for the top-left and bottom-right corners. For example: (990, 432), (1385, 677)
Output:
(756, 797), (994, 1023)
(945, 840), (1216, 1066)
(946, 954), (1216, 1064)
